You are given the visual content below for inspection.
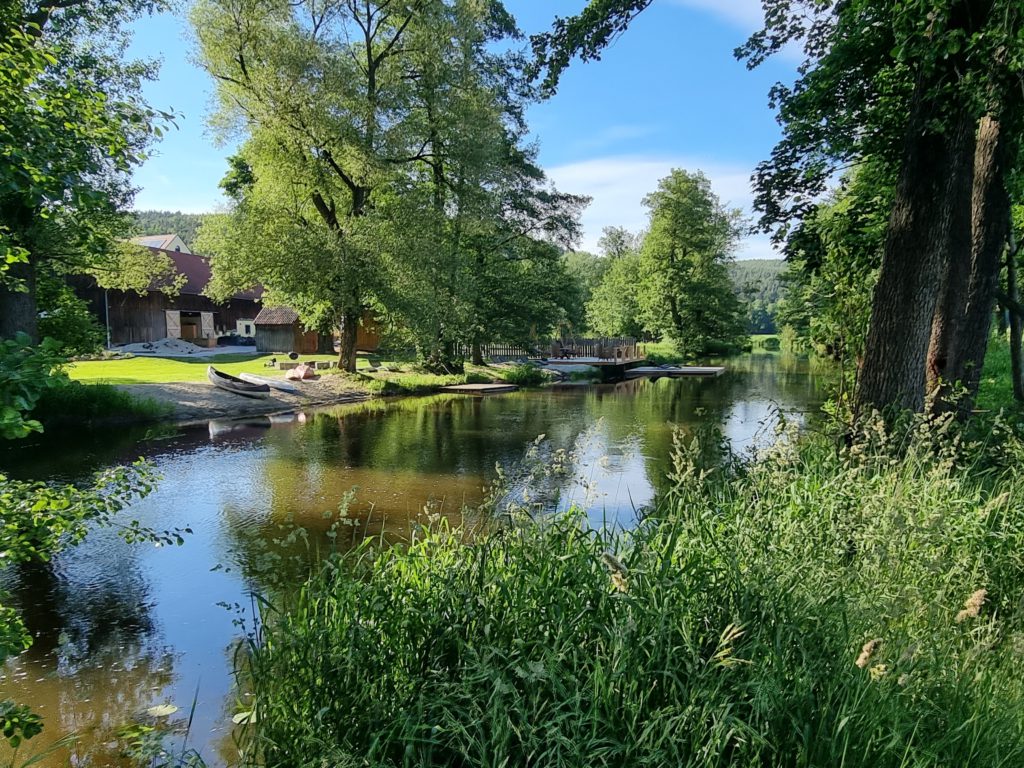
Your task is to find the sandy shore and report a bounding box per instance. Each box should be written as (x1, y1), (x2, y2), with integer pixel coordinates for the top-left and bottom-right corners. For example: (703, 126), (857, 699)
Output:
(120, 375), (370, 424)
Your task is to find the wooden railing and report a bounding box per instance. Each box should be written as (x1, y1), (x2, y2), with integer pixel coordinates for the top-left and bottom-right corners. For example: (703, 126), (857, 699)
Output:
(457, 338), (639, 362)
(555, 337), (638, 360)
(453, 342), (532, 360)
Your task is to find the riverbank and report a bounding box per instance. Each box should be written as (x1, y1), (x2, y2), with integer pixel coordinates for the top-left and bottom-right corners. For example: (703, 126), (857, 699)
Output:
(60, 354), (551, 425)
(117, 376), (370, 424)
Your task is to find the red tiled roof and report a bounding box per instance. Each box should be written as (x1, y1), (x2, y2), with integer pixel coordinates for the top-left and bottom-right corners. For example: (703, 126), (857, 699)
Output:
(146, 247), (263, 301)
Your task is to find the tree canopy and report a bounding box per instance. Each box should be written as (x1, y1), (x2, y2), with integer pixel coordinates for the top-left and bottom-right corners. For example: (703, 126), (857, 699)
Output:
(193, 0), (585, 370)
(0, 0), (174, 342)
(584, 170), (746, 355)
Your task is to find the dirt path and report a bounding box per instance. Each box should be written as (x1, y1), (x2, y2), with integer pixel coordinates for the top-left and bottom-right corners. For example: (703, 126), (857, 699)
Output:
(120, 375), (370, 424)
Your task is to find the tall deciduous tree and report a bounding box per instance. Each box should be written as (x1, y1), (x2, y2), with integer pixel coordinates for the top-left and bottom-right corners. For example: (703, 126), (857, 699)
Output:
(586, 172), (746, 354)
(1008, 205), (1024, 401)
(587, 248), (643, 338)
(195, 0), (584, 370)
(193, 0), (440, 369)
(777, 162), (891, 364)
(741, 1), (1024, 416)
(636, 170), (745, 355)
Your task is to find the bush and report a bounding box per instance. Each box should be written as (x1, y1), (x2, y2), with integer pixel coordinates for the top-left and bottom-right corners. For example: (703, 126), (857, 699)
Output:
(500, 364), (546, 386)
(641, 340), (686, 365)
(239, 417), (1024, 767)
(37, 282), (105, 356)
(0, 333), (66, 439)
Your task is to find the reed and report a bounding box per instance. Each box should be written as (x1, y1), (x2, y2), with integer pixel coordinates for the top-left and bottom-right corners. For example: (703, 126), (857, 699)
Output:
(238, 415), (1024, 768)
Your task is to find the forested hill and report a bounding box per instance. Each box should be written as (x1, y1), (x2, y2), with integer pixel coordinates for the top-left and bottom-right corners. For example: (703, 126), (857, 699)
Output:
(132, 210), (208, 248)
(729, 259), (786, 304)
(729, 258), (788, 334)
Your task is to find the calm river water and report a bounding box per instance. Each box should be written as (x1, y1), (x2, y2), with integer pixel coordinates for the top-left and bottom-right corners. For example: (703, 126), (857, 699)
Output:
(0, 354), (829, 766)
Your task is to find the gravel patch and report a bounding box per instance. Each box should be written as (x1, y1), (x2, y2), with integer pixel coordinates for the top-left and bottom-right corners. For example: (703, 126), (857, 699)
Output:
(120, 376), (368, 423)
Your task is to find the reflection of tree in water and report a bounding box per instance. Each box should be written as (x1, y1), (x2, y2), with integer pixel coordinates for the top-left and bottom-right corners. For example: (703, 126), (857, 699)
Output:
(0, 422), (195, 483)
(216, 357), (833, 584)
(13, 560), (154, 667)
(0, 535), (178, 768)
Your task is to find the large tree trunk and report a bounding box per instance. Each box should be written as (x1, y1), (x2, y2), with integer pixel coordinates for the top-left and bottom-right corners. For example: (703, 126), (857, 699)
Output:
(0, 258), (39, 342)
(1008, 232), (1024, 402)
(946, 114), (1013, 415)
(337, 310), (359, 372)
(856, 107), (975, 415)
(925, 122), (976, 401)
(471, 339), (484, 366)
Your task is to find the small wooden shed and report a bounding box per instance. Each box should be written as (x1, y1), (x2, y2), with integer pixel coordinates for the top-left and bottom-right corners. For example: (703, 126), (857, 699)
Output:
(254, 306), (382, 354)
(254, 306), (327, 354)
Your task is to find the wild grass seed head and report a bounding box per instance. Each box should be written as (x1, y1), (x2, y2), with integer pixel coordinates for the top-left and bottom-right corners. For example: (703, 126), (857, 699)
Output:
(956, 589), (988, 623)
(856, 639), (881, 669)
(601, 552), (628, 593)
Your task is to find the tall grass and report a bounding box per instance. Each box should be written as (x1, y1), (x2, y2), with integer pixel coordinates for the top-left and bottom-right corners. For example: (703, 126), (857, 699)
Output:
(238, 416), (1024, 768)
(32, 380), (171, 428)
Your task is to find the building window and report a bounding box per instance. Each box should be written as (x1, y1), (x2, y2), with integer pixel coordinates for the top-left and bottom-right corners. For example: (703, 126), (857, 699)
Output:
(244, 324), (252, 335)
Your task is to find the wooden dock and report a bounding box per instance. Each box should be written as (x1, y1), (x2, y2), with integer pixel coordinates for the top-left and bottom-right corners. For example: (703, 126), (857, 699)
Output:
(440, 383), (519, 395)
(624, 366), (726, 379)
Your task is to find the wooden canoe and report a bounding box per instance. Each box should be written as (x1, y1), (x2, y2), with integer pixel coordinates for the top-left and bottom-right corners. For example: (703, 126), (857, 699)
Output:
(207, 366), (271, 398)
(238, 372), (300, 394)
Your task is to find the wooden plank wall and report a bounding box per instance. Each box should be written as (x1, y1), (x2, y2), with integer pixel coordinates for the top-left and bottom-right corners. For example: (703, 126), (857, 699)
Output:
(76, 284), (260, 345)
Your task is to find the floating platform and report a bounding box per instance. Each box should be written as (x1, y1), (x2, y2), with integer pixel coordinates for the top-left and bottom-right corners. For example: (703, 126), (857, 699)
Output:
(625, 366), (726, 379)
(440, 383), (519, 395)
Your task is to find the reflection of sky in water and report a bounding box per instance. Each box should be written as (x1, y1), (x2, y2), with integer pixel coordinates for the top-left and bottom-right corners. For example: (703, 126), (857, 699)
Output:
(0, 354), (831, 767)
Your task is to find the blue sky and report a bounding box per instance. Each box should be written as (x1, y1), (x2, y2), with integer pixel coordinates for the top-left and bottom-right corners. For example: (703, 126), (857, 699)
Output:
(129, 0), (795, 259)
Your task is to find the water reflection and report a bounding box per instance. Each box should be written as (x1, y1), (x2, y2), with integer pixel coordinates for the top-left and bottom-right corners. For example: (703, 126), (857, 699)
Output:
(0, 353), (832, 766)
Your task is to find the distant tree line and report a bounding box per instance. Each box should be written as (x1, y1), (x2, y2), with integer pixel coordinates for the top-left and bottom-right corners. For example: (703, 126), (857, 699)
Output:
(728, 259), (786, 335)
(132, 210), (208, 248)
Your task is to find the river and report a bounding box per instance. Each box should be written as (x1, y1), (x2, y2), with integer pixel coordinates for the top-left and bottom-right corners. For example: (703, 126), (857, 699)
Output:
(0, 353), (830, 766)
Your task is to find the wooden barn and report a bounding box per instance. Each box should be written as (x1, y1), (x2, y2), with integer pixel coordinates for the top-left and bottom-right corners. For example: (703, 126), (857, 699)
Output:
(253, 306), (329, 354)
(254, 306), (381, 354)
(75, 247), (261, 346)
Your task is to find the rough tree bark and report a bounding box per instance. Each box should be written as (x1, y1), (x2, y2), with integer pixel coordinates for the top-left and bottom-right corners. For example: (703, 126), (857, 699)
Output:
(337, 310), (359, 372)
(925, 119), (976, 401)
(946, 114), (1014, 415)
(856, 106), (976, 415)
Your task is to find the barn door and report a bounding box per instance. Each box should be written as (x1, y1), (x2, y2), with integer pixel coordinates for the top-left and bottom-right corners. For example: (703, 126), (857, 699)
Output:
(200, 312), (215, 338)
(165, 310), (181, 339)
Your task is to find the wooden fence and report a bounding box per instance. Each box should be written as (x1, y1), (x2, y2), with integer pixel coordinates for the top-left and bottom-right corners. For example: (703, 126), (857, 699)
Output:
(454, 342), (531, 360)
(557, 337), (638, 360)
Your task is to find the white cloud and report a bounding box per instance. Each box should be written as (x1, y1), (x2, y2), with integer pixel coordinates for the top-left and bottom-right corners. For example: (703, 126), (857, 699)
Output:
(667, 0), (805, 61)
(545, 154), (780, 260)
(571, 123), (662, 153)
(669, 0), (765, 30)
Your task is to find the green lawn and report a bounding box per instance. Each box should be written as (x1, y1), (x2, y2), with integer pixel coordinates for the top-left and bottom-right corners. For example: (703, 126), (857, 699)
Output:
(68, 353), (341, 385)
(977, 332), (1022, 414)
